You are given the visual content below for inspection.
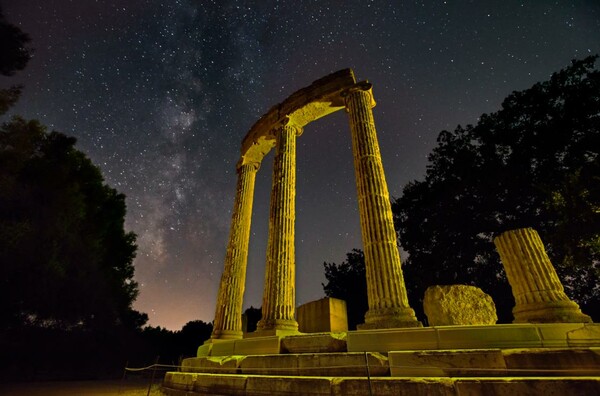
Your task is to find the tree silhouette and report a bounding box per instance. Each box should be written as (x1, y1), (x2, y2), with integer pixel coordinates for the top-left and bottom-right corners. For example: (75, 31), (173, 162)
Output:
(0, 8), (32, 115)
(0, 117), (141, 330)
(393, 56), (600, 322)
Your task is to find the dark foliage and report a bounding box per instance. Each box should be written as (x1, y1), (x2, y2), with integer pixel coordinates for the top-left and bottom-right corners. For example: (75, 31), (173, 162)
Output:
(243, 306), (262, 333)
(0, 9), (31, 76)
(393, 56), (600, 322)
(0, 117), (141, 330)
(0, 8), (32, 117)
(322, 249), (368, 330)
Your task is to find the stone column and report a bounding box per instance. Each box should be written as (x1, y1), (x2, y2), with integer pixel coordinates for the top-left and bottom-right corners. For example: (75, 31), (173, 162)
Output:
(494, 228), (592, 323)
(211, 161), (260, 340)
(257, 119), (301, 332)
(343, 82), (421, 329)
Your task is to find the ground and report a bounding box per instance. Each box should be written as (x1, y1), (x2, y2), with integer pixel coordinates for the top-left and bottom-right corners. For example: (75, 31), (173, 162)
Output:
(0, 378), (165, 396)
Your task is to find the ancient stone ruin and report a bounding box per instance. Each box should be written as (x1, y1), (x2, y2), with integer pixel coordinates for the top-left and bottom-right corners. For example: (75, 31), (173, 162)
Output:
(494, 227), (592, 323)
(210, 69), (420, 341)
(162, 70), (600, 396)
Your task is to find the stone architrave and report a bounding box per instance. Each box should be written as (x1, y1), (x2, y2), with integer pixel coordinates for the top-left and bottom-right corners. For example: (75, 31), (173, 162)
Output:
(257, 119), (301, 333)
(343, 82), (421, 329)
(211, 161), (260, 340)
(423, 285), (498, 326)
(494, 228), (592, 323)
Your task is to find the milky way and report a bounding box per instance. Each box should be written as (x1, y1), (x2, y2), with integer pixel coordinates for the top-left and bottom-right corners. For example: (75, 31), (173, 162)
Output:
(3, 0), (599, 330)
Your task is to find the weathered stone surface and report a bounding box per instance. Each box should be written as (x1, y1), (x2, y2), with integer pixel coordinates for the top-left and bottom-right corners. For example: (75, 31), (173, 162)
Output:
(494, 228), (592, 323)
(424, 284), (498, 326)
(211, 162), (259, 340)
(345, 83), (421, 329)
(257, 120), (301, 332)
(297, 297), (348, 333)
(281, 332), (347, 353)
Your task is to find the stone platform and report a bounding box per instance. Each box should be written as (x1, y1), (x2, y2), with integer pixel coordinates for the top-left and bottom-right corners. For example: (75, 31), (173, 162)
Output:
(162, 323), (600, 395)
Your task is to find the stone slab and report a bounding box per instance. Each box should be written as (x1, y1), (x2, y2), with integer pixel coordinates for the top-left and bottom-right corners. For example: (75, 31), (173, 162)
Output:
(566, 323), (600, 347)
(503, 348), (600, 376)
(436, 324), (543, 349)
(246, 376), (332, 396)
(347, 327), (439, 352)
(281, 332), (347, 353)
(240, 355), (299, 376)
(196, 342), (212, 357)
(233, 335), (281, 355)
(192, 373), (248, 396)
(210, 339), (236, 356)
(182, 356), (244, 374)
(453, 378), (600, 396)
(389, 349), (507, 377)
(163, 372), (600, 396)
(536, 323), (589, 347)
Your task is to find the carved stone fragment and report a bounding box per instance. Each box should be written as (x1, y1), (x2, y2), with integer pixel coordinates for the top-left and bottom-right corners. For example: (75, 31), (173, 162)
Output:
(423, 285), (498, 326)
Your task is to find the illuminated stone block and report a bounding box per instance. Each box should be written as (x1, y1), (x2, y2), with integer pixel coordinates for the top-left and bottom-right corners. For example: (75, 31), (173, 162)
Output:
(347, 328), (439, 352)
(423, 285), (498, 326)
(436, 324), (542, 349)
(282, 332), (347, 353)
(297, 297), (348, 333)
(389, 349), (507, 377)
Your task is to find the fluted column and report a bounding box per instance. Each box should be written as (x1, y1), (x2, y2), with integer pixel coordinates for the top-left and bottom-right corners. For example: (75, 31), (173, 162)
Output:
(494, 228), (592, 323)
(257, 119), (301, 332)
(343, 82), (421, 329)
(211, 161), (260, 340)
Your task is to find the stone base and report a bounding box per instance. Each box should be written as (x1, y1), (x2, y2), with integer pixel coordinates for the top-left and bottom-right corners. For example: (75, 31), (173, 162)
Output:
(210, 329), (243, 340)
(256, 318), (299, 332)
(246, 328), (301, 338)
(170, 324), (600, 395)
(513, 300), (593, 324)
(358, 306), (422, 330)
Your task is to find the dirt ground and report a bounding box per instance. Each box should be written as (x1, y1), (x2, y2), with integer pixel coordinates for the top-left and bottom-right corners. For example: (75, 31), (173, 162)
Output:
(0, 377), (166, 395)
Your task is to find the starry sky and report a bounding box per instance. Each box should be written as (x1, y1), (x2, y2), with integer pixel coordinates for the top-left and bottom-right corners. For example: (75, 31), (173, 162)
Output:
(2, 0), (599, 330)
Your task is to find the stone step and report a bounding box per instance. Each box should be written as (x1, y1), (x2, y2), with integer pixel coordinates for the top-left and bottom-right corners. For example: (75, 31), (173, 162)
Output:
(182, 352), (390, 377)
(182, 348), (600, 378)
(389, 347), (600, 377)
(163, 372), (600, 396)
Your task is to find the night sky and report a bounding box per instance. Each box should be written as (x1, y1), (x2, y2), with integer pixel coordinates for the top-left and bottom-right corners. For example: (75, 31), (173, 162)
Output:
(2, 0), (599, 330)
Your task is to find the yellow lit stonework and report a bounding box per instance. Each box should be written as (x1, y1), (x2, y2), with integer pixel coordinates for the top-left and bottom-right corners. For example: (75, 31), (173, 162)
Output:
(343, 83), (421, 329)
(257, 119), (302, 332)
(209, 70), (421, 340)
(211, 161), (259, 340)
(494, 227), (592, 323)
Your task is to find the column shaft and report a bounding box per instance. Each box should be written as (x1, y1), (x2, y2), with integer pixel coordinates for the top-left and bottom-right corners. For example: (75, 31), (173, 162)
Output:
(494, 228), (591, 323)
(211, 162), (259, 339)
(257, 121), (300, 332)
(344, 83), (421, 329)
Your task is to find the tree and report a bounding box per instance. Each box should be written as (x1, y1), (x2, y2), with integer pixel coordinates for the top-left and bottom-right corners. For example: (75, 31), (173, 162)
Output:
(243, 306), (261, 333)
(322, 249), (368, 330)
(0, 8), (32, 115)
(393, 56), (600, 322)
(178, 320), (212, 358)
(0, 117), (142, 330)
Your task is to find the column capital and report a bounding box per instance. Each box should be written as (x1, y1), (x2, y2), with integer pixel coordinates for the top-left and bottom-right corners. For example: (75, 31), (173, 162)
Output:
(277, 116), (304, 137)
(236, 159), (260, 173)
(342, 81), (376, 109)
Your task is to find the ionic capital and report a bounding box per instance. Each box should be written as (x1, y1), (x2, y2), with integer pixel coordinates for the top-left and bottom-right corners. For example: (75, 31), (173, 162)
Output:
(278, 116), (304, 137)
(342, 81), (376, 109)
(236, 159), (260, 173)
